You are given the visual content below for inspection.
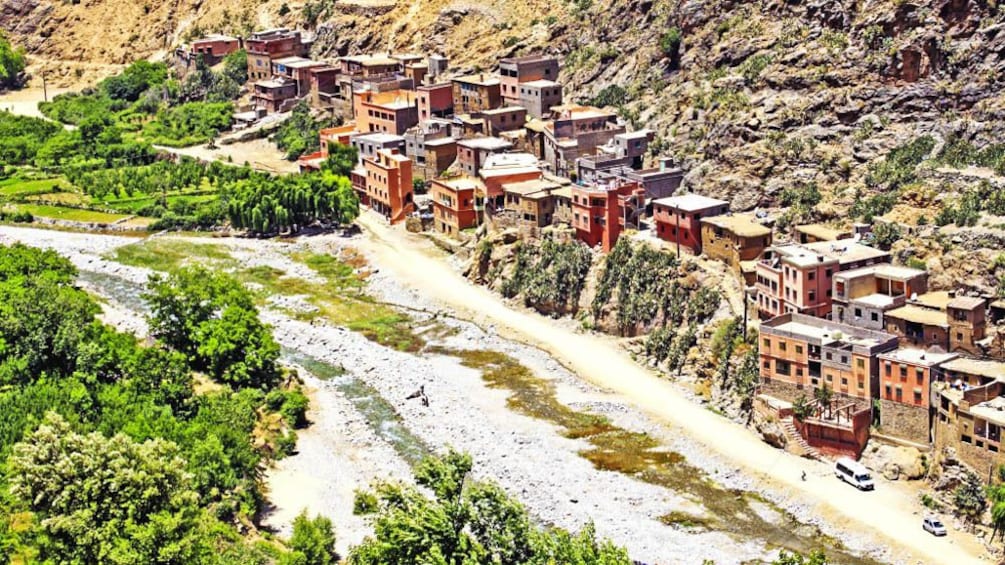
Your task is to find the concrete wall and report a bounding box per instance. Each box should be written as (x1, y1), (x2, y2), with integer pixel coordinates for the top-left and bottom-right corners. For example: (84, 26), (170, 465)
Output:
(878, 399), (929, 444)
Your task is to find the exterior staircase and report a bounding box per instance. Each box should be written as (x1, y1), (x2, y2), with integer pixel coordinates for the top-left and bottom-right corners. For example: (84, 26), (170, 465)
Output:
(781, 417), (823, 460)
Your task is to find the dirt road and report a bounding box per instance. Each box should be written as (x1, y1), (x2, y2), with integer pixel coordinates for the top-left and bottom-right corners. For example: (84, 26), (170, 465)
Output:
(354, 212), (986, 565)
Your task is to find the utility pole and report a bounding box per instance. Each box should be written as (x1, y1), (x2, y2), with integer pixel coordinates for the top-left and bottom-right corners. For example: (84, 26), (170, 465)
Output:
(42, 71), (48, 103)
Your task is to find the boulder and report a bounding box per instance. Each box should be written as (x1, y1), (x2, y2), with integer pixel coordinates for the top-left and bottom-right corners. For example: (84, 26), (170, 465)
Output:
(860, 443), (927, 481)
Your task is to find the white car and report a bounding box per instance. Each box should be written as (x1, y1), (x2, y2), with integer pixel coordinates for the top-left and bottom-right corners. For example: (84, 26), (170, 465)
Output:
(923, 516), (947, 536)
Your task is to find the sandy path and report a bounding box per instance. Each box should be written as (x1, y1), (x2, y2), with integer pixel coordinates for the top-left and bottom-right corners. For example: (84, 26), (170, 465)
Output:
(0, 87), (69, 119)
(353, 212), (987, 565)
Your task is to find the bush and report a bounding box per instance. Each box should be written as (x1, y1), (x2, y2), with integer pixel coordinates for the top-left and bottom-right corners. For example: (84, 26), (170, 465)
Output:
(0, 33), (26, 88)
(499, 238), (592, 315)
(143, 101), (233, 146)
(590, 84), (629, 108)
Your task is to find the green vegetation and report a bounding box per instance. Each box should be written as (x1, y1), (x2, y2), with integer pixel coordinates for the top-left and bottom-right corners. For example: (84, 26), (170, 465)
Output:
(351, 449), (632, 564)
(590, 84), (629, 108)
(592, 239), (720, 336)
(0, 243), (307, 563)
(272, 101), (335, 160)
(39, 58), (237, 148)
(500, 237), (592, 315)
(954, 469), (988, 523)
(142, 101), (233, 147)
(937, 135), (1005, 175)
(660, 27), (683, 68)
(935, 180), (1005, 227)
(870, 222), (901, 250)
(9, 203), (130, 224)
(0, 32), (26, 89)
(0, 112), (62, 165)
(865, 135), (935, 191)
(739, 53), (772, 83)
(146, 266), (281, 389)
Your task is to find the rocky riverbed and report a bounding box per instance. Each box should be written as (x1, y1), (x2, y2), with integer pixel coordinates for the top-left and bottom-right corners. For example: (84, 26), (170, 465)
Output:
(0, 226), (900, 564)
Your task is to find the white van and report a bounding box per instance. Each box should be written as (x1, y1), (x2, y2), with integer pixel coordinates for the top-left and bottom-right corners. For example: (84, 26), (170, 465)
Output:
(835, 457), (874, 490)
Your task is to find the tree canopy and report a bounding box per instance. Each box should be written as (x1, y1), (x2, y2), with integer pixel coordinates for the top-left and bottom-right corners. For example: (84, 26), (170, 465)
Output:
(351, 449), (632, 565)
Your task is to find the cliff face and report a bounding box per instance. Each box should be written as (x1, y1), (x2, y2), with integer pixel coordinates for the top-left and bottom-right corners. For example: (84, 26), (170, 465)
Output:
(7, 1), (1005, 256)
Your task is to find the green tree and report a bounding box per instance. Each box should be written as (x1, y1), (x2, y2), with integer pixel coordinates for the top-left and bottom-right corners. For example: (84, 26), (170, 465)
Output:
(870, 222), (901, 251)
(0, 32), (26, 88)
(954, 471), (987, 524)
(145, 266), (280, 388)
(350, 449), (631, 565)
(773, 550), (828, 564)
(323, 143), (359, 177)
(9, 413), (205, 564)
(290, 511), (338, 565)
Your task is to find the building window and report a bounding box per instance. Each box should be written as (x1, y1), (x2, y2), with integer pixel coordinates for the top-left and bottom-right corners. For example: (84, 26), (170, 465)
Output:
(763, 338), (770, 348)
(900, 365), (907, 378)
(779, 342), (787, 352)
(808, 290), (816, 301)
(776, 361), (791, 376)
(795, 345), (803, 355)
(856, 359), (865, 369)
(854, 308), (862, 318)
(871, 312), (879, 322)
(808, 272), (815, 281)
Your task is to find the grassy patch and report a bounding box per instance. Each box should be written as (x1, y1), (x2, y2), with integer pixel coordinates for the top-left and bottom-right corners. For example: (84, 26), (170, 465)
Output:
(14, 204), (130, 224)
(0, 177), (72, 197)
(110, 238), (236, 272)
(659, 511), (713, 530)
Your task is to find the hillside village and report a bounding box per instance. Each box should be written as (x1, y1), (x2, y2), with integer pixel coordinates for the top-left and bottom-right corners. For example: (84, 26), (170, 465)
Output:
(6, 2), (1005, 562)
(174, 25), (1005, 486)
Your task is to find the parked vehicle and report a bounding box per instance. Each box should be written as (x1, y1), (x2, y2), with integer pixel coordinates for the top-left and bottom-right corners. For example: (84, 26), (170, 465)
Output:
(834, 457), (874, 490)
(923, 516), (947, 536)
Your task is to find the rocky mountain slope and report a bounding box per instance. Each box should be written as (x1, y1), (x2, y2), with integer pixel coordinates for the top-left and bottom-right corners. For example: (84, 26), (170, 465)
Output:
(6, 0), (1005, 287)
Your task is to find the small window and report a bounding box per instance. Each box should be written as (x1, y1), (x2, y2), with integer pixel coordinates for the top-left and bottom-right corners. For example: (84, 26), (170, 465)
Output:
(857, 359), (865, 369)
(780, 342), (787, 352)
(808, 272), (815, 281)
(763, 338), (770, 347)
(795, 345), (803, 355)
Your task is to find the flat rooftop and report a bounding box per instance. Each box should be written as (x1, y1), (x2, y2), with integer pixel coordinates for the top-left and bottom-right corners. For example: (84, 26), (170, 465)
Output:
(453, 74), (501, 86)
(803, 240), (890, 266)
(352, 133), (405, 144)
(885, 304), (947, 327)
(942, 358), (1005, 380)
(479, 106), (528, 116)
(435, 176), (486, 191)
(949, 296), (986, 310)
(653, 193), (729, 212)
(521, 79), (561, 88)
(795, 223), (851, 241)
(194, 34), (238, 42)
(503, 178), (562, 197)
(552, 104), (616, 120)
(879, 348), (958, 367)
(970, 397), (1005, 426)
(342, 54), (400, 67)
(423, 137), (457, 147)
(458, 137), (513, 150)
(500, 54), (558, 65)
(852, 293), (898, 309)
(908, 291), (953, 310)
(701, 213), (771, 237)
(273, 56), (311, 65)
(480, 152), (538, 168)
(836, 264), (927, 282)
(770, 320), (886, 348)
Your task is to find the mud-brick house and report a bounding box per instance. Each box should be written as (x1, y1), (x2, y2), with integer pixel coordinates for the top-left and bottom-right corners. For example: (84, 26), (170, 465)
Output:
(699, 213), (772, 286)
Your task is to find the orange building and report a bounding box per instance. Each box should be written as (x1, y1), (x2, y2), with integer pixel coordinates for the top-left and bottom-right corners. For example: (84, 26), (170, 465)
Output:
(877, 348), (957, 443)
(430, 176), (485, 236)
(353, 89), (419, 135)
(351, 149), (415, 224)
(571, 180), (645, 252)
(759, 313), (899, 403)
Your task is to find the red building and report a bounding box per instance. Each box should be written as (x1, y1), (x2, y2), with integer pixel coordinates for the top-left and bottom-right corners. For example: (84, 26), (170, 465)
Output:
(571, 180), (645, 252)
(417, 83), (454, 120)
(191, 35), (240, 59)
(353, 89), (419, 136)
(430, 176), (485, 237)
(246, 29), (309, 81)
(652, 194), (729, 254)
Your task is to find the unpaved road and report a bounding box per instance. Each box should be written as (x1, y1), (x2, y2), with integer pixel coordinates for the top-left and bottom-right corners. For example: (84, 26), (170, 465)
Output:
(354, 212), (987, 565)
